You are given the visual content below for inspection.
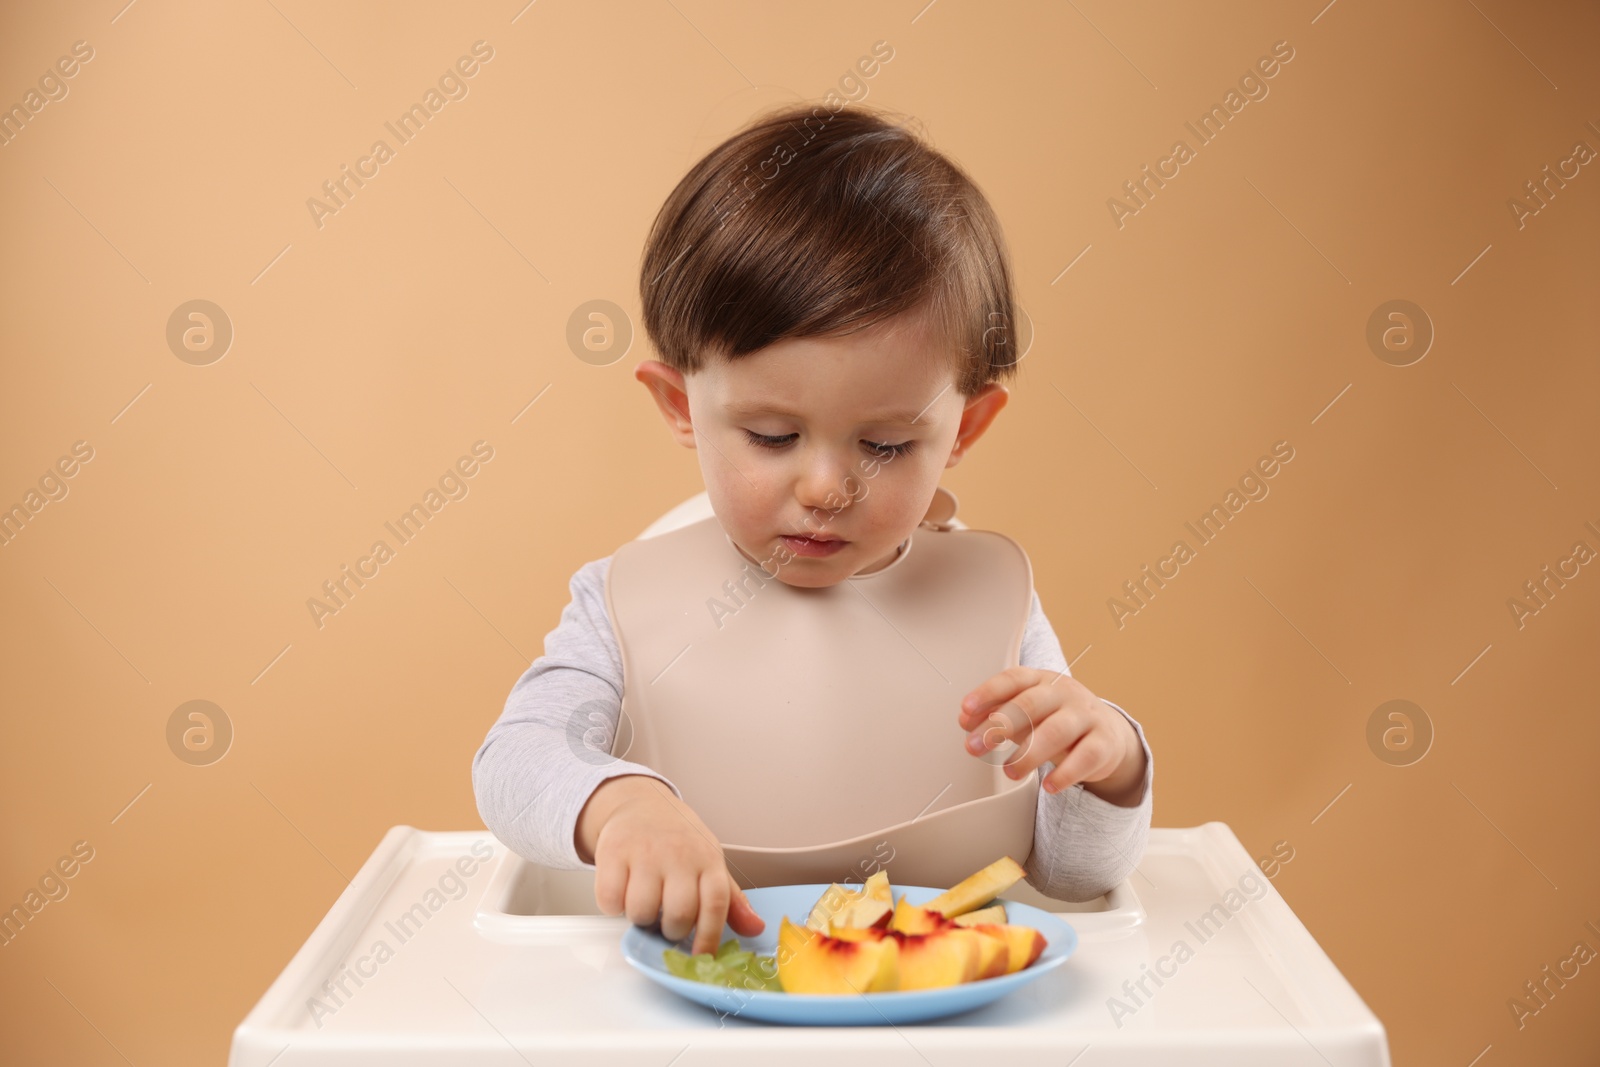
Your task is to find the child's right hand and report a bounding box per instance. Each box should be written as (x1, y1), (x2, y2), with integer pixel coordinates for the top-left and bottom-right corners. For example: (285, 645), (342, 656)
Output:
(579, 775), (766, 955)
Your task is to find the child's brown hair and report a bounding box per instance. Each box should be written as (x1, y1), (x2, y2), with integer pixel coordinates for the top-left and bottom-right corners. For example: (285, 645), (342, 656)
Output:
(639, 102), (1022, 398)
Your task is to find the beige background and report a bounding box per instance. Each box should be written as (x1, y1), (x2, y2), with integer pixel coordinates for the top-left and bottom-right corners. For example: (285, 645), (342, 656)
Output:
(2, 1), (1597, 1063)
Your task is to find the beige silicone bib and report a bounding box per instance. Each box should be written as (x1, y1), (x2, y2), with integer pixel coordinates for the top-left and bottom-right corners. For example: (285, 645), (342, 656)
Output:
(603, 487), (1039, 889)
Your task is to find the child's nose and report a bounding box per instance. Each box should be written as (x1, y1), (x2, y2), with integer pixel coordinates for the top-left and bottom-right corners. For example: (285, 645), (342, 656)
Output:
(793, 450), (857, 512)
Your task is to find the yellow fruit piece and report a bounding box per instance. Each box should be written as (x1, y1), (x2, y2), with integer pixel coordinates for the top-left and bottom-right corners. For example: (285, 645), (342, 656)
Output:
(803, 885), (857, 932)
(969, 922), (1047, 974)
(922, 856), (1025, 918)
(790, 864), (1047, 992)
(824, 911), (1044, 984)
(966, 927), (1011, 979)
(778, 916), (900, 993)
(895, 927), (980, 989)
(830, 896), (892, 930)
(888, 897), (943, 935)
(803, 869), (894, 931)
(951, 903), (1007, 927)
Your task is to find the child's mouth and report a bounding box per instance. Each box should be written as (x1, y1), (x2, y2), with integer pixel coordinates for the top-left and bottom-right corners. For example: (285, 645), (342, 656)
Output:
(781, 534), (848, 557)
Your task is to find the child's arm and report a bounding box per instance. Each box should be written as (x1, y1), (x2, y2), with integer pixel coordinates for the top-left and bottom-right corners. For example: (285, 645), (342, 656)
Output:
(957, 588), (1154, 902)
(471, 556), (679, 870)
(470, 556), (762, 952)
(571, 770), (765, 953)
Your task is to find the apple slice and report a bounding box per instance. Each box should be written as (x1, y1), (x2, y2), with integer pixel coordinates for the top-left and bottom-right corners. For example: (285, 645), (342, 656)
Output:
(922, 856), (1026, 918)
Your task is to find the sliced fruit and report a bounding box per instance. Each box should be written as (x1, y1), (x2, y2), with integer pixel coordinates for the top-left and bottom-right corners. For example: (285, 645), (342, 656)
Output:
(827, 921), (888, 943)
(778, 916), (900, 994)
(804, 884), (860, 932)
(888, 897), (949, 935)
(830, 895), (892, 930)
(803, 869), (894, 931)
(970, 922), (1047, 974)
(951, 903), (1007, 927)
(833, 919), (981, 990)
(966, 927), (1011, 979)
(788, 866), (1044, 992)
(662, 938), (781, 991)
(922, 856), (1026, 918)
(894, 927), (980, 990)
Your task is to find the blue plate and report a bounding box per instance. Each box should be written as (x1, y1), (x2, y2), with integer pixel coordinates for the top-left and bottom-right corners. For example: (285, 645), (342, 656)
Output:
(620, 883), (1077, 1025)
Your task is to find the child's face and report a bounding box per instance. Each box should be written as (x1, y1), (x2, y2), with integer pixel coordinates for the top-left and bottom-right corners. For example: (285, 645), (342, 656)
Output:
(637, 308), (1008, 588)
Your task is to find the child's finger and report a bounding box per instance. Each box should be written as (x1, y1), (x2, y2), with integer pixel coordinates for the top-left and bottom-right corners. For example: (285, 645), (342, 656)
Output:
(624, 867), (664, 929)
(593, 855), (629, 917)
(727, 882), (766, 935)
(1040, 727), (1120, 793)
(660, 867), (702, 946)
(999, 703), (1086, 778)
(973, 701), (1033, 752)
(967, 682), (1064, 755)
(958, 666), (1040, 729)
(690, 870), (730, 955)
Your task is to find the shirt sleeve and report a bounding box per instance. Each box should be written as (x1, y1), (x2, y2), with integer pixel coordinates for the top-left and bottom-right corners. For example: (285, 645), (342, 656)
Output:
(1015, 587), (1154, 901)
(471, 555), (681, 871)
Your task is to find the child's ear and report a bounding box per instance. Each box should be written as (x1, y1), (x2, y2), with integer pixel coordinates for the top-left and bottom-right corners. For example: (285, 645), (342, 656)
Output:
(635, 361), (697, 449)
(945, 383), (1008, 468)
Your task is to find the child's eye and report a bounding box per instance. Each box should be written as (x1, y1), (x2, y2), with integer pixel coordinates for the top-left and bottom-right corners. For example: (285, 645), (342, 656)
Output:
(742, 430), (796, 449)
(741, 429), (915, 458)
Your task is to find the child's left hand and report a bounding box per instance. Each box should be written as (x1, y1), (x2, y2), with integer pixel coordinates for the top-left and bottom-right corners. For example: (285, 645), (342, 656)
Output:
(958, 667), (1148, 807)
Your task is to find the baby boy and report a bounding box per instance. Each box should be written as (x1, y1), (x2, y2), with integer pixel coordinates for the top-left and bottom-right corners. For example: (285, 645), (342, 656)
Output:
(473, 101), (1153, 956)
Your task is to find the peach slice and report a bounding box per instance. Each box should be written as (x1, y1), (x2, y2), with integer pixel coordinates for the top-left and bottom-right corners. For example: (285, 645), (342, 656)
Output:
(790, 865), (1045, 991)
(888, 898), (959, 935)
(969, 922), (1047, 974)
(922, 856), (1026, 918)
(803, 884), (859, 932)
(826, 921), (886, 943)
(804, 869), (893, 931)
(828, 914), (984, 991)
(778, 916), (900, 994)
(891, 903), (1009, 979)
(894, 927), (980, 989)
(967, 928), (1011, 979)
(951, 903), (1007, 927)
(830, 896), (892, 930)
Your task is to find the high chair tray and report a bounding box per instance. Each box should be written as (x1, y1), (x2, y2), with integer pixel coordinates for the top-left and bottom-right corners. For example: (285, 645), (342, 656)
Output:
(230, 823), (1390, 1066)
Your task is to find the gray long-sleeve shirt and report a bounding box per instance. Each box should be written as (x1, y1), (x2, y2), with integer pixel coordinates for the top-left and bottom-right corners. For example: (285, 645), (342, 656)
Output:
(472, 554), (1154, 901)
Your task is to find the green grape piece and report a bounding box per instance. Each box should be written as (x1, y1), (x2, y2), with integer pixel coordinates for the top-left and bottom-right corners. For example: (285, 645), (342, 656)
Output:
(660, 943), (783, 992)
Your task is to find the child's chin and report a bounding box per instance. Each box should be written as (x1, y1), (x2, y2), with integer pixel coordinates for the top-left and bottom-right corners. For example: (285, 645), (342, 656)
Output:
(773, 567), (846, 589)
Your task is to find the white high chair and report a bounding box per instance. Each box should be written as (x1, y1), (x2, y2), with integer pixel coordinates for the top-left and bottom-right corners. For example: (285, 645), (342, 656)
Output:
(637, 489), (721, 539)
(227, 492), (1393, 1066)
